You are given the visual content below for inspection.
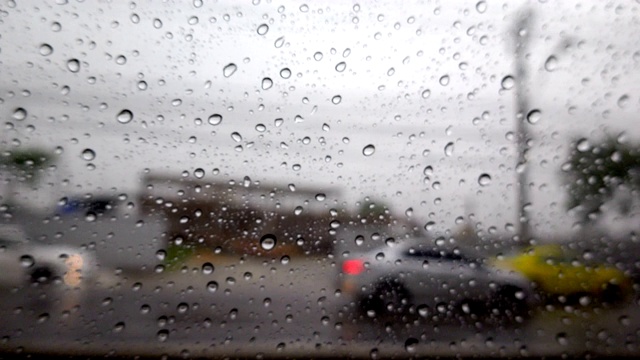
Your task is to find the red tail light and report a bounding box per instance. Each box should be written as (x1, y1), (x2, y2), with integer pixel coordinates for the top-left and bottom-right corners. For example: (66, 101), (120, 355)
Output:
(343, 259), (365, 275)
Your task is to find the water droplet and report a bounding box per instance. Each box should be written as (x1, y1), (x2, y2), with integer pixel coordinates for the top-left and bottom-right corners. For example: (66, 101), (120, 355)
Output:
(39, 43), (53, 56)
(206, 281), (218, 293)
(261, 77), (273, 90)
(202, 262), (214, 274)
(526, 109), (541, 124)
(473, 0), (488, 13)
(115, 55), (127, 65)
(439, 75), (450, 86)
(255, 123), (266, 132)
(294, 206), (303, 215)
(231, 132), (242, 142)
(137, 81), (148, 90)
(280, 68), (291, 79)
(556, 332), (568, 346)
(314, 52), (323, 61)
(544, 55), (558, 72)
(153, 18), (163, 29)
(576, 138), (590, 152)
(85, 212), (97, 222)
(362, 144), (375, 156)
(478, 173), (492, 186)
(501, 75), (515, 90)
(618, 94), (630, 108)
(156, 249), (166, 261)
(117, 109), (133, 124)
(82, 149), (96, 161)
(113, 322), (125, 332)
(315, 193), (326, 201)
(12, 108), (27, 120)
(208, 114), (222, 125)
(299, 4), (309, 12)
(335, 62), (346, 72)
(421, 89), (431, 99)
(274, 36), (285, 48)
(331, 95), (342, 104)
(51, 21), (62, 32)
(354, 235), (364, 246)
(444, 142), (454, 156)
(67, 59), (80, 73)
(20, 255), (34, 268)
(257, 23), (269, 35)
(405, 338), (418, 353)
(157, 329), (169, 342)
(194, 168), (205, 179)
(260, 234), (277, 250)
(223, 63), (237, 77)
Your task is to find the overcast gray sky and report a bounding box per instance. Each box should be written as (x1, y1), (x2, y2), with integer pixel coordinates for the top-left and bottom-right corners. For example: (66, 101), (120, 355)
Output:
(1, 0), (640, 238)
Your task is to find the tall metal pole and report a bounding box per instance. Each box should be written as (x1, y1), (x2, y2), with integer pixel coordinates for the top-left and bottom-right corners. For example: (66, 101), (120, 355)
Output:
(512, 8), (534, 245)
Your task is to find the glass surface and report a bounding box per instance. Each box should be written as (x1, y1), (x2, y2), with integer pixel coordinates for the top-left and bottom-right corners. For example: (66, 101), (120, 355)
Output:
(1, 0), (639, 358)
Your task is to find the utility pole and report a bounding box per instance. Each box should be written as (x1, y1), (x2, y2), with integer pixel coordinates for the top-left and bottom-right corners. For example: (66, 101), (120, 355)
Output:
(511, 8), (534, 245)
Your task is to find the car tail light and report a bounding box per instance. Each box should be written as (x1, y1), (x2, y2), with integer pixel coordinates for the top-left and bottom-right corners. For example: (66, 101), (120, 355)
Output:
(343, 259), (365, 275)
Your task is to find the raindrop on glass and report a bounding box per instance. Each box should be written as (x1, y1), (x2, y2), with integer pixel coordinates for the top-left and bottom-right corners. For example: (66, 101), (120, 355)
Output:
(476, 1), (487, 13)
(280, 68), (291, 79)
(20, 255), (34, 268)
(82, 149), (96, 161)
(12, 108), (27, 120)
(39, 43), (53, 56)
(67, 59), (80, 73)
(421, 89), (431, 99)
(439, 75), (450, 86)
(526, 109), (541, 124)
(206, 281), (218, 293)
(261, 77), (273, 90)
(478, 173), (492, 186)
(501, 75), (515, 90)
(444, 142), (454, 156)
(335, 62), (346, 72)
(223, 63), (237, 77)
(260, 234), (277, 250)
(202, 262), (214, 274)
(331, 95), (342, 104)
(314, 52), (323, 61)
(362, 144), (375, 156)
(618, 94), (630, 108)
(117, 109), (133, 124)
(208, 114), (223, 125)
(257, 23), (269, 35)
(544, 55), (558, 72)
(194, 168), (205, 178)
(274, 36), (285, 48)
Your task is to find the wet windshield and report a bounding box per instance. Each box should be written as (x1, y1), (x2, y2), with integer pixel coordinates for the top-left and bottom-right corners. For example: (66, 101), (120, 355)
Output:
(1, 0), (640, 358)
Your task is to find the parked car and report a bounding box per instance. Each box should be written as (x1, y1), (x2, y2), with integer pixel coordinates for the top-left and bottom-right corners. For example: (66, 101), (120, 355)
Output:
(493, 244), (633, 303)
(0, 225), (97, 308)
(338, 239), (537, 322)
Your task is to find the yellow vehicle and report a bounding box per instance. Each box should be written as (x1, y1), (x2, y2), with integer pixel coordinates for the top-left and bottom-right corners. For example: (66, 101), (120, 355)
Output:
(496, 244), (632, 302)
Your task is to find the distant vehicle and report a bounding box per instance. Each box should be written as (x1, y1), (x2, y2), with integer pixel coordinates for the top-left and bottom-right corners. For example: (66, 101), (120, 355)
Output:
(0, 225), (97, 306)
(494, 244), (633, 303)
(338, 240), (537, 322)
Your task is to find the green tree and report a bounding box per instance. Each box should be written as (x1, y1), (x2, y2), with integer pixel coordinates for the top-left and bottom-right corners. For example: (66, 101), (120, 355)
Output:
(0, 148), (55, 204)
(563, 136), (640, 222)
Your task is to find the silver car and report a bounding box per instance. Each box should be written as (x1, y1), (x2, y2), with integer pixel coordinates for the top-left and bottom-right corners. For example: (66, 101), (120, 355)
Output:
(338, 240), (537, 322)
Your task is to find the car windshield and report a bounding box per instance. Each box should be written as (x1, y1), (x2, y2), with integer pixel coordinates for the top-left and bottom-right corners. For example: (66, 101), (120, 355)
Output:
(1, 1), (640, 359)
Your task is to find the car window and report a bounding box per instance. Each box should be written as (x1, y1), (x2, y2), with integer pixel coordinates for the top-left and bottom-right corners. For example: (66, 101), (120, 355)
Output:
(1, 1), (640, 359)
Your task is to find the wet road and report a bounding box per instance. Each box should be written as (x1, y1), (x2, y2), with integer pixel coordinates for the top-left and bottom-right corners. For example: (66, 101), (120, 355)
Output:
(1, 257), (640, 358)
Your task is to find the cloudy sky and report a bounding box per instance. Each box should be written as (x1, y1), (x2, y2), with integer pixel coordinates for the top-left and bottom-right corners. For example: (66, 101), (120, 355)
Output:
(1, 0), (639, 238)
